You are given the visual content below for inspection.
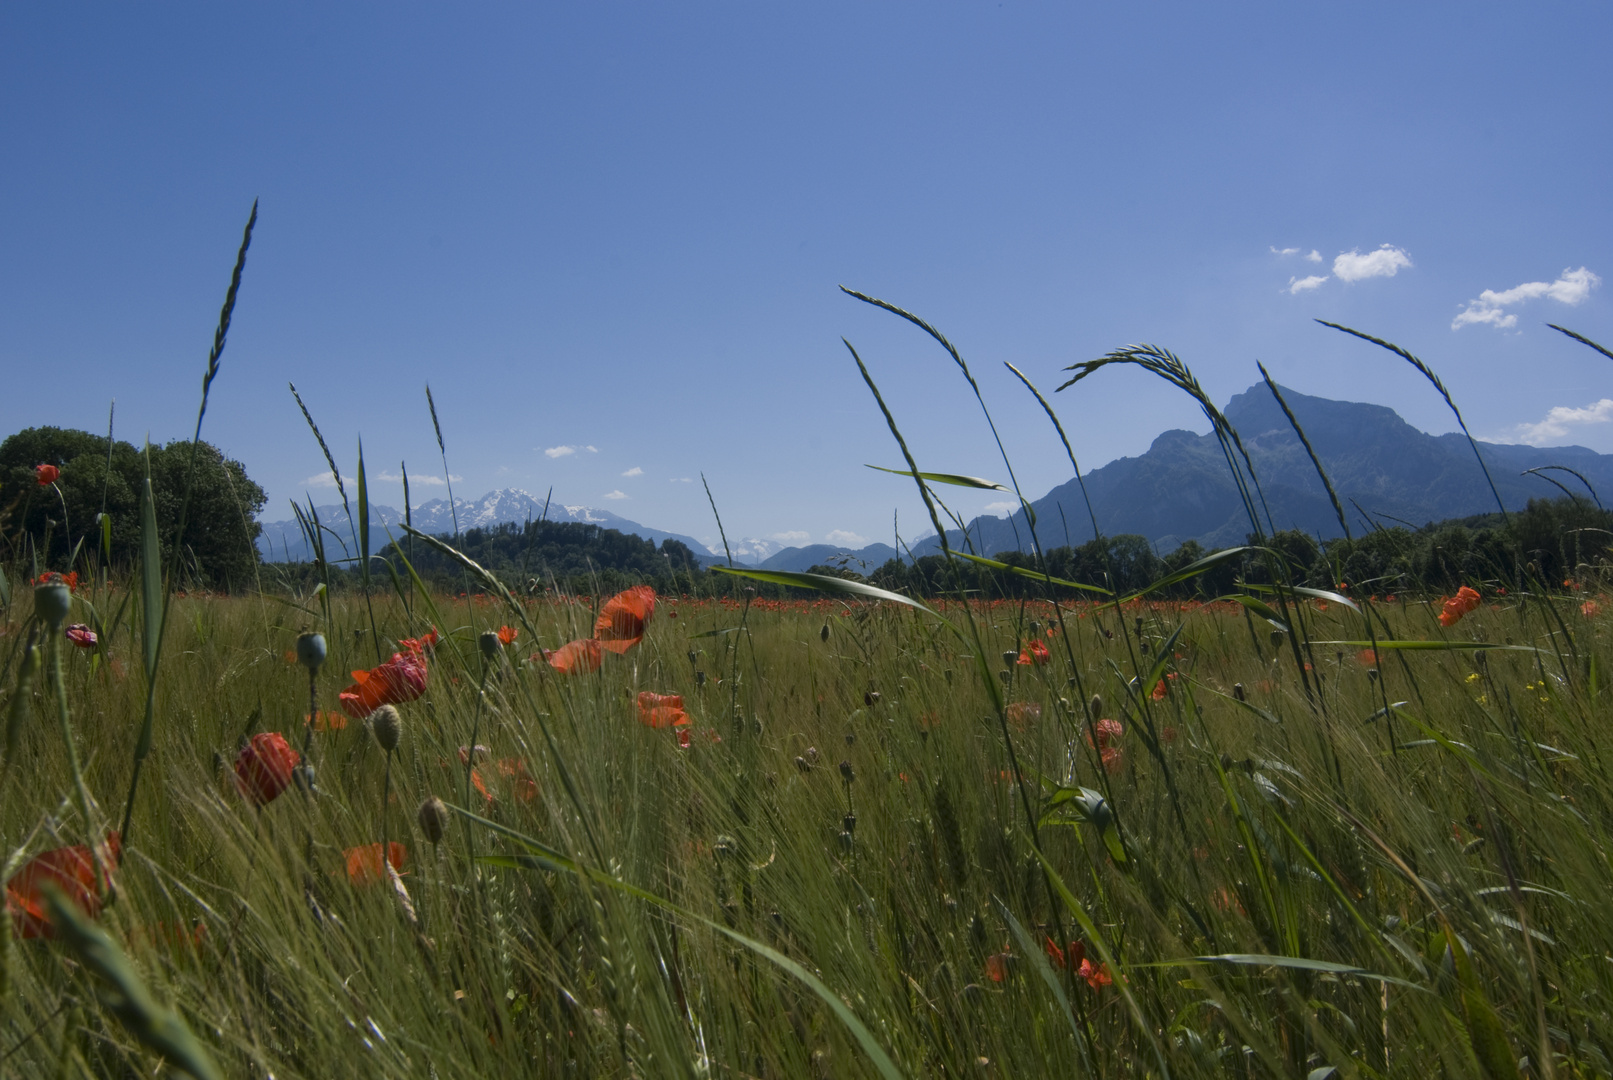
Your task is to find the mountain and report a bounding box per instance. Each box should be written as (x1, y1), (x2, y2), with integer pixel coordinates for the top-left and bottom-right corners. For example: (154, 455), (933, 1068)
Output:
(756, 543), (901, 573)
(256, 488), (714, 564)
(910, 384), (1613, 557)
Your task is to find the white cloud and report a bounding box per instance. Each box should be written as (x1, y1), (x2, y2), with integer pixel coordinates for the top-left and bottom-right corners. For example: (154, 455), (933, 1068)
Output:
(373, 470), (456, 486)
(621, 466), (643, 477)
(1332, 245), (1413, 283)
(670, 477), (692, 483)
(1305, 249), (1322, 263)
(770, 530), (810, 543)
(603, 489), (628, 500)
(1512, 398), (1613, 446)
(824, 529), (868, 547)
(1270, 246), (1300, 256)
(304, 472), (356, 489)
(1288, 274), (1329, 294)
(983, 501), (1017, 516)
(544, 445), (576, 459)
(1452, 267), (1601, 331)
(585, 445), (598, 453)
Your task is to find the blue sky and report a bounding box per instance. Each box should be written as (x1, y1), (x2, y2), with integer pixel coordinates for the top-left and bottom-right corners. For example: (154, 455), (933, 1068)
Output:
(3, 3), (1609, 553)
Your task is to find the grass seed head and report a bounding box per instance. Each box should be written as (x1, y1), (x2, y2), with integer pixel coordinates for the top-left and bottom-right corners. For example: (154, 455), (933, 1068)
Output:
(417, 796), (448, 844)
(371, 705), (402, 752)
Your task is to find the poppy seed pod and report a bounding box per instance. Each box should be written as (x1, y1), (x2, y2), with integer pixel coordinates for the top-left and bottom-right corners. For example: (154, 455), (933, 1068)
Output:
(418, 796), (448, 844)
(479, 630), (503, 661)
(371, 705), (402, 753)
(1232, 682), (1246, 702)
(839, 759), (855, 783)
(296, 632), (327, 671)
(33, 579), (71, 629)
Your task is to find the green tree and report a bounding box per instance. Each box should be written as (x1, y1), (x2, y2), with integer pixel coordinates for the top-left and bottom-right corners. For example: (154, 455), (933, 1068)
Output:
(0, 426), (267, 590)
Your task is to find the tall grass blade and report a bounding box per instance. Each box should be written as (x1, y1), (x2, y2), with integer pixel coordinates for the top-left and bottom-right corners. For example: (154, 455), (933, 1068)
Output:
(710, 566), (936, 615)
(425, 384), (460, 537)
(461, 807), (908, 1080)
(1547, 323), (1613, 362)
(1258, 363), (1351, 539)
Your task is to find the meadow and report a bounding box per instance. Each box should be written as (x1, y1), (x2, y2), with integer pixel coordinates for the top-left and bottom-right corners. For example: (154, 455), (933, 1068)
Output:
(3, 214), (1612, 1078)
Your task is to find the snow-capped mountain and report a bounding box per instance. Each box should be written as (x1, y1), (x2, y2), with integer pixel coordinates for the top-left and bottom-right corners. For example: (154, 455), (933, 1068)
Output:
(256, 488), (716, 564)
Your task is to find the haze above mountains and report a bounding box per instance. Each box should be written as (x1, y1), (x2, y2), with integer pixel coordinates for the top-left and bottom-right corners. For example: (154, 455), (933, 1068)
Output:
(258, 384), (1613, 571)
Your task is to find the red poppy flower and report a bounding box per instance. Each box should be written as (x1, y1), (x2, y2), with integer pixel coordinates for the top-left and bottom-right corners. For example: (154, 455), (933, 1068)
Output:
(32, 571), (78, 591)
(35, 464), (59, 486)
(1045, 936), (1085, 971)
(344, 842), (407, 886)
(1016, 640), (1051, 665)
(1582, 600), (1602, 618)
(544, 638), (602, 675)
(595, 586), (656, 654)
(64, 624), (97, 649)
(6, 833), (121, 939)
(1005, 701), (1041, 729)
(234, 732), (300, 805)
(1151, 678), (1168, 701)
(636, 691), (690, 729)
(471, 768), (493, 804)
(1356, 648), (1379, 667)
(339, 651), (428, 718)
(497, 757), (539, 802)
(1077, 956), (1112, 989)
(399, 628), (440, 658)
(676, 728), (692, 749)
(496, 625), (518, 646)
(1100, 746), (1124, 773)
(1088, 718), (1123, 749)
(1438, 585), (1482, 628)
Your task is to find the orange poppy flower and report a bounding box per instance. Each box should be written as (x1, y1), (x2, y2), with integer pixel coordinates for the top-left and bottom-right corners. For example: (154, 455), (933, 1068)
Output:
(399, 627), (440, 657)
(984, 952), (1011, 983)
(496, 625), (518, 646)
(234, 732), (300, 805)
(339, 651), (427, 718)
(1438, 585), (1482, 628)
(544, 638), (602, 674)
(307, 710), (348, 732)
(35, 464), (59, 486)
(636, 691), (690, 729)
(6, 833), (120, 939)
(595, 586), (656, 654)
(471, 768), (493, 804)
(1151, 678), (1168, 701)
(1356, 648), (1379, 667)
(1005, 701), (1041, 729)
(1582, 600), (1602, 618)
(1016, 640), (1051, 665)
(344, 842), (407, 885)
(1077, 956), (1112, 989)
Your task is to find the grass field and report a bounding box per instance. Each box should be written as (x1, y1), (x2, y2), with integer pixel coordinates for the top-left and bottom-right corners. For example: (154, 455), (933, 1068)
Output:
(2, 576), (1611, 1078)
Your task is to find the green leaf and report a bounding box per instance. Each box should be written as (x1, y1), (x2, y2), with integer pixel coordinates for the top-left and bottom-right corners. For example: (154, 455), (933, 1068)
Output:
(97, 511), (113, 566)
(1179, 954), (1427, 991)
(357, 439), (371, 590)
(461, 808), (906, 1080)
(1213, 593), (1289, 632)
(1242, 580), (1359, 612)
(1313, 640), (1541, 653)
(42, 888), (223, 1080)
(1126, 546), (1260, 602)
(865, 465), (1006, 490)
(3, 636), (40, 773)
(710, 566), (937, 616)
(954, 551), (1113, 597)
(1042, 786), (1126, 863)
(994, 898), (1093, 1070)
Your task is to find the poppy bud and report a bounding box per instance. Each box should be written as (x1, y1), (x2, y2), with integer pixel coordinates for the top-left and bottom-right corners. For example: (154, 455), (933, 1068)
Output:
(687, 650), (697, 667)
(838, 830), (853, 852)
(845, 731), (856, 745)
(418, 796), (448, 843)
(479, 630), (502, 661)
(1269, 630), (1284, 648)
(843, 813), (857, 834)
(1002, 651), (1019, 668)
(820, 623), (830, 643)
(371, 705), (402, 753)
(1088, 694), (1103, 719)
(863, 690), (880, 706)
(695, 670), (706, 687)
(1232, 682), (1246, 702)
(296, 632), (327, 672)
(1134, 618), (1144, 638)
(33, 579), (71, 629)
(839, 759), (855, 783)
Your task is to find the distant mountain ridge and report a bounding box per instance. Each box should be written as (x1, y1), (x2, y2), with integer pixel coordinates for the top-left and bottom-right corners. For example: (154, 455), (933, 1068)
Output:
(911, 383), (1613, 557)
(256, 489), (713, 564)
